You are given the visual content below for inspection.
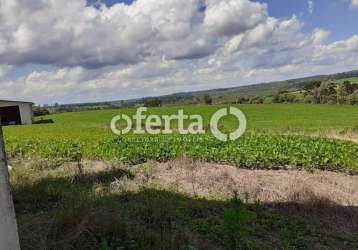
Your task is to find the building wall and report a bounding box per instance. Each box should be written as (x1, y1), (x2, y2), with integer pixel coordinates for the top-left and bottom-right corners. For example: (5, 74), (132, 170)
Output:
(18, 103), (33, 124)
(0, 102), (33, 125)
(0, 128), (21, 250)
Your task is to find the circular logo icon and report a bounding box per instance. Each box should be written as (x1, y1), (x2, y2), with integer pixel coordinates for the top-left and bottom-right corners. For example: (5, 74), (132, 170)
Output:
(110, 114), (132, 135)
(210, 107), (247, 142)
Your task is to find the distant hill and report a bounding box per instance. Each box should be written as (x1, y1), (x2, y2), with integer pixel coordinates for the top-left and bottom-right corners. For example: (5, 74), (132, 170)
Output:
(152, 70), (358, 104)
(49, 69), (358, 112)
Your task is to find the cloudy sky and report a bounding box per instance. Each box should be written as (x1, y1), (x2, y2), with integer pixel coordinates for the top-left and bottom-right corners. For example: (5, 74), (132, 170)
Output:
(1, 0), (358, 104)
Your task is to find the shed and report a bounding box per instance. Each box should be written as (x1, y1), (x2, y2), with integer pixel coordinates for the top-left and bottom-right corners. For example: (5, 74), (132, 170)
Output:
(0, 100), (33, 125)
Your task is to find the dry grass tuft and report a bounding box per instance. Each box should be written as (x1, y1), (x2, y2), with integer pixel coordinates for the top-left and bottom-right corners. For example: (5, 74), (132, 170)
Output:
(141, 158), (358, 236)
(145, 158), (358, 206)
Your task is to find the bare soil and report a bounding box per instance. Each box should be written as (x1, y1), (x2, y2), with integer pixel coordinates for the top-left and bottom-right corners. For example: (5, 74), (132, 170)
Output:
(135, 158), (358, 206)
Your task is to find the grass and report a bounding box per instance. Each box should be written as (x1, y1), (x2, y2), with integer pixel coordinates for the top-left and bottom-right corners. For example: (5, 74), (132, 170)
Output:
(334, 77), (358, 83)
(5, 104), (358, 140)
(10, 159), (358, 250)
(4, 104), (358, 173)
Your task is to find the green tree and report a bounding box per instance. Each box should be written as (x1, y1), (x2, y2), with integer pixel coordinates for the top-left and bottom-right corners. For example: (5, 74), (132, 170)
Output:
(203, 95), (213, 105)
(249, 96), (264, 104)
(348, 90), (358, 105)
(337, 82), (349, 104)
(237, 97), (249, 104)
(311, 81), (336, 104)
(144, 98), (162, 107)
(32, 106), (51, 117)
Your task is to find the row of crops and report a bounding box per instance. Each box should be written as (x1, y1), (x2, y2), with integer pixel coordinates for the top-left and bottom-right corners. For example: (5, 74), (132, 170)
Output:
(6, 133), (358, 173)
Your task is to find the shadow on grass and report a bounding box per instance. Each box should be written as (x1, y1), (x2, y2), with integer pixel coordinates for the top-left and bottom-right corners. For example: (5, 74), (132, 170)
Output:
(34, 119), (54, 124)
(12, 169), (358, 250)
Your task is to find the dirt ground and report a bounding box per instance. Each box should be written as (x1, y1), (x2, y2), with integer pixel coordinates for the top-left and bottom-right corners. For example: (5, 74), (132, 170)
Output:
(12, 158), (358, 249)
(130, 158), (358, 206)
(75, 158), (358, 206)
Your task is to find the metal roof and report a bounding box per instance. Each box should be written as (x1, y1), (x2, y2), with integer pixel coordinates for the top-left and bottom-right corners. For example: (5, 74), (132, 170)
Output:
(0, 100), (34, 104)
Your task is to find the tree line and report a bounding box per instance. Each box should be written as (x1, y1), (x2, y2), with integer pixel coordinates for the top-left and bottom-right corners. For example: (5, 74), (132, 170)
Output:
(273, 81), (358, 104)
(232, 80), (358, 105)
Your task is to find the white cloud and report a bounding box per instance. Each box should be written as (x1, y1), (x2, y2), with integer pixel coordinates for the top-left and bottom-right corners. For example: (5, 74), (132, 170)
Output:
(351, 0), (358, 9)
(308, 1), (314, 14)
(204, 0), (267, 36)
(0, 0), (268, 68)
(311, 28), (330, 44)
(0, 65), (11, 79)
(1, 0), (358, 104)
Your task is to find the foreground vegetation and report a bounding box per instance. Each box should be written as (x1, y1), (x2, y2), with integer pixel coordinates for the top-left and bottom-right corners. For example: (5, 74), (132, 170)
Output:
(11, 160), (358, 250)
(5, 103), (358, 249)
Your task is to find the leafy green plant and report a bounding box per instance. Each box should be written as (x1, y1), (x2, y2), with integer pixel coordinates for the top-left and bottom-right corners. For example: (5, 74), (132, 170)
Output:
(222, 192), (252, 250)
(5, 133), (358, 173)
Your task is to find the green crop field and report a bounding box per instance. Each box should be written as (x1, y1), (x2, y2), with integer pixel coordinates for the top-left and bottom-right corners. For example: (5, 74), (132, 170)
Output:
(4, 104), (358, 173)
(334, 77), (358, 83)
(5, 104), (358, 138)
(6, 103), (358, 249)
